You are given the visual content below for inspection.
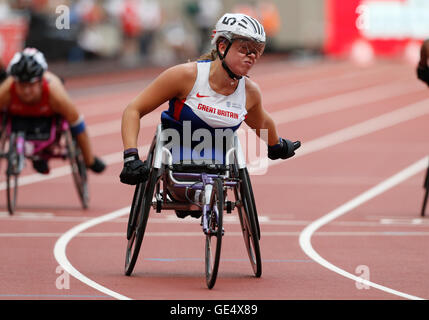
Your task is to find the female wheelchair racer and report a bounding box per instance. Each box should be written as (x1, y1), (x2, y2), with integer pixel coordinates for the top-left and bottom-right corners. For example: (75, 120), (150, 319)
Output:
(119, 13), (301, 287)
(120, 12), (300, 189)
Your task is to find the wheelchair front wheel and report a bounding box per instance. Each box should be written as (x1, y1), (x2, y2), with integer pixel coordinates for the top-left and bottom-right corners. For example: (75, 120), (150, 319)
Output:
(205, 178), (224, 289)
(6, 171), (18, 215)
(125, 168), (159, 276)
(6, 133), (21, 215)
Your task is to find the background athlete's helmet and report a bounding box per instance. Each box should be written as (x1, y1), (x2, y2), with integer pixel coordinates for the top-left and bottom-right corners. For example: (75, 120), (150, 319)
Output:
(211, 13), (266, 45)
(7, 48), (48, 83)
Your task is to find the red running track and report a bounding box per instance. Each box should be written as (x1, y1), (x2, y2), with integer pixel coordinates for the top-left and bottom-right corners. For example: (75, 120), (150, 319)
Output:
(0, 56), (428, 300)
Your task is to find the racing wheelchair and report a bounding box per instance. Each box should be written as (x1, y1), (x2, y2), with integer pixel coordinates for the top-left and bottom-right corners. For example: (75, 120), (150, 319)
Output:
(124, 124), (290, 289)
(0, 113), (88, 215)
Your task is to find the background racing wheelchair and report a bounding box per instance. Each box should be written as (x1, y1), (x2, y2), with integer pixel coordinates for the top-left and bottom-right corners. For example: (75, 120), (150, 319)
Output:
(0, 113), (88, 214)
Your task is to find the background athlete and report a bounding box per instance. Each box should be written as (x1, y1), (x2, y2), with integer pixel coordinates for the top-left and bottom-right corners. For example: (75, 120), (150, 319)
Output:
(0, 60), (6, 83)
(120, 13), (300, 186)
(0, 48), (106, 174)
(417, 39), (429, 87)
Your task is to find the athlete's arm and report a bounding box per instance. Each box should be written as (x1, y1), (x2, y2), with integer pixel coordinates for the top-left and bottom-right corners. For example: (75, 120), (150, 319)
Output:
(243, 78), (279, 146)
(47, 72), (98, 167)
(418, 39), (429, 67)
(0, 64), (7, 82)
(0, 77), (12, 109)
(417, 40), (429, 86)
(46, 71), (80, 123)
(121, 62), (196, 150)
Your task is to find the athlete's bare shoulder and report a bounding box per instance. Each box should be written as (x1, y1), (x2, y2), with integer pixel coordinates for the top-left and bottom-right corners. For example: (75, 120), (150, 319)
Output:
(163, 62), (197, 83)
(158, 62), (198, 100)
(44, 71), (64, 88)
(44, 71), (75, 111)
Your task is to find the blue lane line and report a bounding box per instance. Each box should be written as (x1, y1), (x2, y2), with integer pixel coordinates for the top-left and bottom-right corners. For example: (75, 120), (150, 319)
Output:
(145, 258), (313, 263)
(0, 294), (109, 298)
(263, 259), (314, 263)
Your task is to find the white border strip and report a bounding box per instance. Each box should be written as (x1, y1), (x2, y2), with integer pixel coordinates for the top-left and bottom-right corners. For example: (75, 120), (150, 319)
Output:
(53, 206), (132, 300)
(299, 156), (428, 300)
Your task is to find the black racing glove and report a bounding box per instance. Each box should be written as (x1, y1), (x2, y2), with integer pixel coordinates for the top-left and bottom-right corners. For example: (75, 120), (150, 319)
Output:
(417, 65), (429, 86)
(119, 149), (149, 185)
(88, 156), (106, 173)
(0, 67), (7, 83)
(268, 138), (301, 160)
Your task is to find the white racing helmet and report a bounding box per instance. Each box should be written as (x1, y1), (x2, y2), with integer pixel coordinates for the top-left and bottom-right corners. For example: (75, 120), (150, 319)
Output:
(7, 48), (48, 83)
(211, 13), (266, 80)
(211, 13), (266, 46)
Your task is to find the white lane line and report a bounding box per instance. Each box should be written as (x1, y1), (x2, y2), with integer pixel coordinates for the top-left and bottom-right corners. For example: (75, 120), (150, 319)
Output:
(0, 145), (148, 191)
(299, 156), (428, 300)
(53, 206), (132, 300)
(2, 78), (425, 192)
(86, 79), (422, 138)
(5, 93), (428, 193)
(5, 212), (429, 227)
(0, 211), (54, 217)
(266, 97), (429, 168)
(268, 80), (422, 120)
(380, 218), (427, 225)
(88, 111), (163, 137)
(6, 231), (429, 238)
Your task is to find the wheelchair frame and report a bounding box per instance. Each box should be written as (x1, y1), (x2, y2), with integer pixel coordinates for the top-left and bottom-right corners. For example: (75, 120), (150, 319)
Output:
(124, 124), (262, 289)
(0, 113), (89, 214)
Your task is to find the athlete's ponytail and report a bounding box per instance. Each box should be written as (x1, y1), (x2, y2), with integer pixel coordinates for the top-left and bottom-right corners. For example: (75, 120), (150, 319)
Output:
(197, 49), (218, 62)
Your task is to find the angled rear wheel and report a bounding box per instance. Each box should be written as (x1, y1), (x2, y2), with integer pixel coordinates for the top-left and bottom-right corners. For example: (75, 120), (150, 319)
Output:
(421, 163), (429, 217)
(125, 167), (158, 276)
(235, 168), (262, 277)
(65, 129), (89, 209)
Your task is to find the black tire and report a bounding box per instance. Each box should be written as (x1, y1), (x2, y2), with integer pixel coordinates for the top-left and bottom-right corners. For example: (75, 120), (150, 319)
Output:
(6, 133), (20, 215)
(421, 164), (429, 217)
(126, 181), (145, 240)
(124, 167), (159, 276)
(236, 168), (262, 277)
(0, 116), (8, 174)
(205, 178), (224, 289)
(242, 168), (261, 240)
(65, 129), (89, 209)
(421, 189), (428, 217)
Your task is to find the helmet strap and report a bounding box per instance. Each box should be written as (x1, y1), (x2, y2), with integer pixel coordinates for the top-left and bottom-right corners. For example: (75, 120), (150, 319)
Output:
(217, 40), (242, 81)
